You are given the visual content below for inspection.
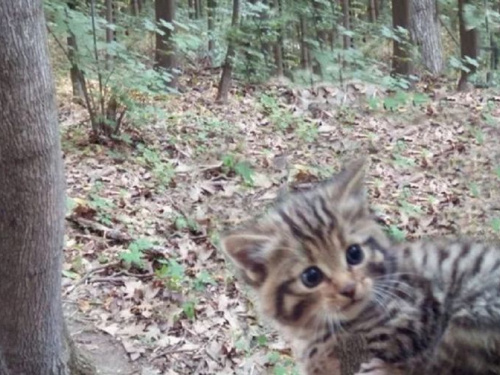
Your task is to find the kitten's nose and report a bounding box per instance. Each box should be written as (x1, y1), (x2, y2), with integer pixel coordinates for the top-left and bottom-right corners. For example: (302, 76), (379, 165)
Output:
(339, 282), (356, 299)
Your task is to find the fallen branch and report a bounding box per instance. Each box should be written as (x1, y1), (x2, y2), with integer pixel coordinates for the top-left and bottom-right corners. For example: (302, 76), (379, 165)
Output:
(64, 261), (120, 296)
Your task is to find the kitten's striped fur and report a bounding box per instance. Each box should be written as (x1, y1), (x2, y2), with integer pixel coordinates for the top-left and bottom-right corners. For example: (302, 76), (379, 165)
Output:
(221, 159), (500, 375)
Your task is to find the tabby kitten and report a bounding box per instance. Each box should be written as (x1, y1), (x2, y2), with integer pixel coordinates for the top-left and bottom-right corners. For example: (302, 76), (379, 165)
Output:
(221, 159), (500, 375)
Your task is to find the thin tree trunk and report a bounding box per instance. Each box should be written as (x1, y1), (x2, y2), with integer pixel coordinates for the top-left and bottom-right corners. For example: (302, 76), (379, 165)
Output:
(188, 0), (195, 19)
(368, 0), (377, 21)
(155, 0), (177, 87)
(105, 0), (114, 73)
(130, 0), (140, 15)
(195, 0), (202, 18)
(67, 34), (84, 100)
(271, 0), (284, 76)
(341, 0), (351, 49)
(299, 16), (310, 70)
(0, 1), (67, 373)
(216, 0), (240, 102)
(410, 0), (444, 75)
(391, 0), (412, 75)
(66, 0), (84, 100)
(207, 0), (216, 52)
(457, 0), (478, 91)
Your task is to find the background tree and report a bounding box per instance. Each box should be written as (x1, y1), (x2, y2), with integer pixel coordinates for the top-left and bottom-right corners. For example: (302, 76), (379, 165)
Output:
(410, 0), (444, 75)
(216, 0), (240, 102)
(458, 0), (479, 90)
(391, 0), (412, 75)
(155, 0), (177, 87)
(0, 1), (94, 374)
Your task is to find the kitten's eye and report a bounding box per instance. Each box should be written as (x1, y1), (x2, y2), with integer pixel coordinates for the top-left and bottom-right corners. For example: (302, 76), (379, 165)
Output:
(301, 266), (324, 288)
(346, 244), (364, 265)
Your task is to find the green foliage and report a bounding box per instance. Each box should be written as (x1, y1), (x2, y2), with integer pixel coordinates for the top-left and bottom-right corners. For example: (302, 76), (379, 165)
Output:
(45, 0), (171, 137)
(222, 154), (255, 186)
(136, 144), (175, 189)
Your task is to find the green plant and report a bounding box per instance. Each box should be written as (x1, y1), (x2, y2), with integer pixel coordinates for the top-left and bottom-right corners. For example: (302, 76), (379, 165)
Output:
(120, 238), (155, 269)
(222, 154), (255, 186)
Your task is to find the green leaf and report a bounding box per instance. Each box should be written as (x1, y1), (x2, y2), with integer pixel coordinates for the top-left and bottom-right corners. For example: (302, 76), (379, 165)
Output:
(120, 248), (145, 268)
(234, 161), (254, 185)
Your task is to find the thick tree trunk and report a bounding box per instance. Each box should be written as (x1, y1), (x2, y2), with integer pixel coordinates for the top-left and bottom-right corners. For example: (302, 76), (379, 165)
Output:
(391, 0), (412, 75)
(0, 1), (67, 373)
(155, 0), (177, 87)
(457, 0), (478, 91)
(410, 0), (444, 75)
(216, 0), (240, 102)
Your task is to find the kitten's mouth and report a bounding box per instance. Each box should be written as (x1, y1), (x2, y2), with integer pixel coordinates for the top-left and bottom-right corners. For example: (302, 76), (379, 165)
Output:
(341, 298), (362, 311)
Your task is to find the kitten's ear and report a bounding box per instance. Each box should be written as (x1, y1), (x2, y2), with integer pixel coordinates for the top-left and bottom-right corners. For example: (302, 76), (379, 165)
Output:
(325, 158), (369, 219)
(336, 157), (367, 201)
(220, 231), (271, 288)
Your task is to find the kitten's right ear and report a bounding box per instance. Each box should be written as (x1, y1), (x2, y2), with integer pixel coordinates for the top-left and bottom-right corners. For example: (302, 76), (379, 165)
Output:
(220, 232), (270, 288)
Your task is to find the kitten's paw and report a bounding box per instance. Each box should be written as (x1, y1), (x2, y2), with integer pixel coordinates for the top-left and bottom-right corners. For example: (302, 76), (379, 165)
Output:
(355, 358), (393, 375)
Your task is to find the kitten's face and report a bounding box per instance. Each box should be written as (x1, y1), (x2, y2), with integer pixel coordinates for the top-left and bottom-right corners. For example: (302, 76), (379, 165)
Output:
(221, 159), (395, 337)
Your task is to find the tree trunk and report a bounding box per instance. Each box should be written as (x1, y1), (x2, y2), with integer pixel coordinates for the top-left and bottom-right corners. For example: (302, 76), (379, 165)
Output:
(391, 0), (412, 75)
(195, 0), (202, 18)
(341, 0), (351, 49)
(410, 0), (444, 75)
(105, 0), (114, 73)
(457, 0), (478, 91)
(105, 0), (114, 44)
(299, 16), (310, 70)
(188, 0), (195, 19)
(67, 34), (84, 100)
(367, 0), (378, 21)
(207, 0), (216, 52)
(66, 0), (84, 101)
(130, 0), (140, 15)
(216, 0), (240, 102)
(0, 1), (68, 373)
(155, 0), (177, 87)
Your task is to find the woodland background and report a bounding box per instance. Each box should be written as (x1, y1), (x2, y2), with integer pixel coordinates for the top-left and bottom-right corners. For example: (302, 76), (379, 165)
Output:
(1, 0), (500, 374)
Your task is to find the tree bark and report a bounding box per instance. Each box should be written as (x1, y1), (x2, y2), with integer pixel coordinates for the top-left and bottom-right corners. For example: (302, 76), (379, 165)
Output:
(66, 0), (84, 100)
(155, 0), (177, 87)
(299, 16), (310, 70)
(367, 0), (378, 22)
(0, 1), (67, 373)
(216, 0), (240, 102)
(207, 0), (216, 52)
(195, 0), (202, 18)
(410, 0), (444, 75)
(391, 0), (412, 75)
(457, 0), (478, 91)
(341, 0), (351, 49)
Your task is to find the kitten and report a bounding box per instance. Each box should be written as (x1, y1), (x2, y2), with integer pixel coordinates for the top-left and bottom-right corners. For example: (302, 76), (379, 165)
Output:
(220, 159), (500, 375)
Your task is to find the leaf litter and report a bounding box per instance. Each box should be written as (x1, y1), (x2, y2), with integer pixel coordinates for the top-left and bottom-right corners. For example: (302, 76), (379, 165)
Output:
(61, 74), (500, 374)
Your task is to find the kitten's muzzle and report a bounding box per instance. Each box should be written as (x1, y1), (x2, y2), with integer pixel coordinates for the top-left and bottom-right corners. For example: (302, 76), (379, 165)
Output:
(339, 282), (357, 299)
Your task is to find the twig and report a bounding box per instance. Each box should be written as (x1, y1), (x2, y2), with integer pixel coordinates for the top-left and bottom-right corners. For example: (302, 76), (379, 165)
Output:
(150, 347), (197, 361)
(64, 261), (120, 296)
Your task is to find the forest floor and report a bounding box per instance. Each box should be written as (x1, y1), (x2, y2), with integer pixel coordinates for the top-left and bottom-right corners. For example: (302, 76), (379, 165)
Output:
(59, 72), (500, 375)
